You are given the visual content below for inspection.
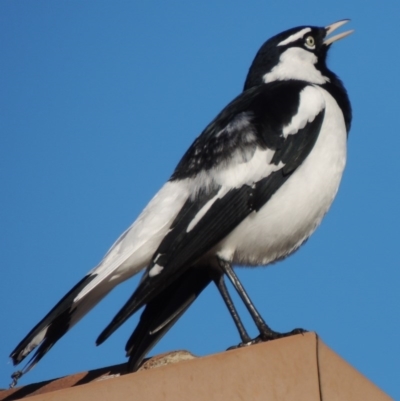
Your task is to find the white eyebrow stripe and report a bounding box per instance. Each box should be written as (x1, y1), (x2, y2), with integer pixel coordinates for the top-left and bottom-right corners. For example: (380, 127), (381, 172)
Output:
(277, 28), (312, 46)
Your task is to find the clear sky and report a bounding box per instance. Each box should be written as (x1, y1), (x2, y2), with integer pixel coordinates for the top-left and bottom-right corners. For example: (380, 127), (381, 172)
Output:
(1, 1), (399, 398)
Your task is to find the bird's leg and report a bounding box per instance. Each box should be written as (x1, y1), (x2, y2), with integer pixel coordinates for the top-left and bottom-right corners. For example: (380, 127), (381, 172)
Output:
(218, 259), (273, 338)
(218, 258), (306, 342)
(214, 274), (252, 345)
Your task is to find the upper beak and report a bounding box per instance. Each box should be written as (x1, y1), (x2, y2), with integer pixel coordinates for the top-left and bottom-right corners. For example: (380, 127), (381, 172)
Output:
(324, 19), (354, 46)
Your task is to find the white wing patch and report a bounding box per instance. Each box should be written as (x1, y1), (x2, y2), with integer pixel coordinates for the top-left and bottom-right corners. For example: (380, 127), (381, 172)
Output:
(74, 181), (190, 302)
(277, 28), (312, 46)
(186, 148), (285, 233)
(283, 85), (326, 138)
(149, 264), (164, 277)
(188, 148), (282, 197)
(186, 187), (227, 232)
(213, 148), (282, 187)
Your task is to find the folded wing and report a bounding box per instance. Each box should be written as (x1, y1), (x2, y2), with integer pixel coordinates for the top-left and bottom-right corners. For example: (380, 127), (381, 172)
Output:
(97, 81), (326, 346)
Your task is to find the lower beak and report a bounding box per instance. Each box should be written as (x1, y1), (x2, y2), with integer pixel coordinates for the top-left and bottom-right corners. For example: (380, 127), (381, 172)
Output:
(324, 19), (354, 46)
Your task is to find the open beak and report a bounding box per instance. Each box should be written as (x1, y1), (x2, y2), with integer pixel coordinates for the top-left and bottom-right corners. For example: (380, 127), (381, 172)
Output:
(324, 19), (354, 46)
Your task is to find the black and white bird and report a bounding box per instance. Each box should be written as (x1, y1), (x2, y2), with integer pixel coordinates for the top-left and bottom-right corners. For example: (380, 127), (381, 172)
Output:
(10, 20), (353, 384)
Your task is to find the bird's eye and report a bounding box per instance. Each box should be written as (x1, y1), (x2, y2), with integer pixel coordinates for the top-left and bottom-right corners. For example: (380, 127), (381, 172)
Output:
(304, 35), (315, 49)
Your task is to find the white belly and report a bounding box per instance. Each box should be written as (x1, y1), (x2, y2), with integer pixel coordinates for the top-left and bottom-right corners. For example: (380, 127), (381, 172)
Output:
(216, 87), (347, 266)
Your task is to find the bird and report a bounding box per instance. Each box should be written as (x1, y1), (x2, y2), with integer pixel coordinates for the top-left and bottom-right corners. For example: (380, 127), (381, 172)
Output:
(10, 19), (353, 386)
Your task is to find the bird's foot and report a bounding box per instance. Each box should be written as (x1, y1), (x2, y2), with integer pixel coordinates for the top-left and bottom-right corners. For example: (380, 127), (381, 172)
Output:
(227, 338), (260, 350)
(259, 327), (307, 342)
(227, 328), (307, 351)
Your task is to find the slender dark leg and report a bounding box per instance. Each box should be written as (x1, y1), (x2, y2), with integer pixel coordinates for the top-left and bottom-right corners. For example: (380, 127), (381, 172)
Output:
(214, 274), (252, 344)
(218, 258), (306, 341)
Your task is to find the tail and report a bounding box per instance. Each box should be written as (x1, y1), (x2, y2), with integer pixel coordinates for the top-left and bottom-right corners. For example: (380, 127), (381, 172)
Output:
(122, 266), (220, 372)
(10, 272), (114, 380)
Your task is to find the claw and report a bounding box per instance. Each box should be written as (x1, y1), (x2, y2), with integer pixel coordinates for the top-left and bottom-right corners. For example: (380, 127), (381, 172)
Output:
(10, 370), (23, 389)
(227, 336), (262, 351)
(227, 328), (307, 351)
(260, 328), (307, 341)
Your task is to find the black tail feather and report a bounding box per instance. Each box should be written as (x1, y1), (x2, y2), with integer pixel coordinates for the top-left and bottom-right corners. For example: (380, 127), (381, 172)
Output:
(15, 307), (74, 380)
(10, 274), (96, 366)
(126, 266), (219, 372)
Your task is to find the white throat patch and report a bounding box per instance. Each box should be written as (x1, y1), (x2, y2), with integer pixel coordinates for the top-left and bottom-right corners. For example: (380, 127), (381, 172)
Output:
(277, 28), (312, 46)
(262, 47), (330, 85)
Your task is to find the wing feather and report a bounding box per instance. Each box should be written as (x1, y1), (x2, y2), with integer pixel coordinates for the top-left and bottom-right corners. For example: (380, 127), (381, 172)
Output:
(125, 265), (218, 372)
(97, 82), (326, 344)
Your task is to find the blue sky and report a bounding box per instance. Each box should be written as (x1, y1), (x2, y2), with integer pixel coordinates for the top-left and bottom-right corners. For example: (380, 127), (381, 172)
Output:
(1, 1), (399, 398)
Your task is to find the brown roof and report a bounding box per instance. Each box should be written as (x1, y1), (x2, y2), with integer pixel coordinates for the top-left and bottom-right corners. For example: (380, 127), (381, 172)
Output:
(0, 332), (392, 401)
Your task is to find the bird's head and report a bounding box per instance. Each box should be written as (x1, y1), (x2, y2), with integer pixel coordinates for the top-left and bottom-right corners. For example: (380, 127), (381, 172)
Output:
(244, 20), (353, 90)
